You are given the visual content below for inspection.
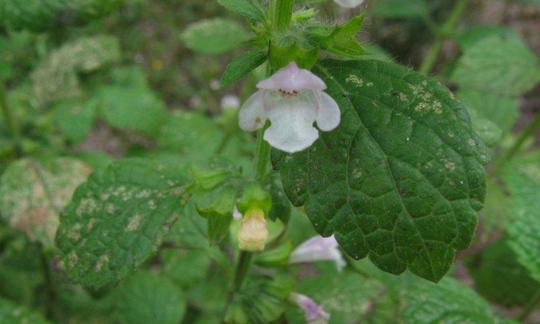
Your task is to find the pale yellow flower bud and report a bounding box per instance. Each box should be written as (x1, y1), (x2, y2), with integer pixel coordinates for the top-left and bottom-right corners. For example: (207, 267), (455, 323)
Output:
(237, 208), (268, 251)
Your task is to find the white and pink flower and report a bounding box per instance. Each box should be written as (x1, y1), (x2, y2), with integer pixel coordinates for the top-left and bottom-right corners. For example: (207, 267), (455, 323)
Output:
(239, 62), (340, 153)
(289, 235), (346, 271)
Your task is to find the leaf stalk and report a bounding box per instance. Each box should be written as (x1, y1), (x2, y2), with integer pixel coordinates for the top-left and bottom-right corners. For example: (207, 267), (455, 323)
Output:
(419, 0), (469, 74)
(504, 114), (540, 162)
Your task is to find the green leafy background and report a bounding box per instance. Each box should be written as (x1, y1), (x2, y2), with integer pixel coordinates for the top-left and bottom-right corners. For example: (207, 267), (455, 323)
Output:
(0, 0), (539, 323)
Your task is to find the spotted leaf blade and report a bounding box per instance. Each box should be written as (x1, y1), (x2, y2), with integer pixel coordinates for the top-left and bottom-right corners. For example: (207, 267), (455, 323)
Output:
(0, 158), (91, 247)
(273, 60), (488, 282)
(56, 159), (190, 289)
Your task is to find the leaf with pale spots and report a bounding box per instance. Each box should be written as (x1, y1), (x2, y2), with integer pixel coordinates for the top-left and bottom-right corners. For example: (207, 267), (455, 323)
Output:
(0, 158), (91, 247)
(273, 60), (488, 282)
(56, 159), (191, 289)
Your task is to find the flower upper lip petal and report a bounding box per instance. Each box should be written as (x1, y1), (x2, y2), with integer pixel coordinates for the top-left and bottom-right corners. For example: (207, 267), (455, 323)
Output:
(257, 62), (326, 92)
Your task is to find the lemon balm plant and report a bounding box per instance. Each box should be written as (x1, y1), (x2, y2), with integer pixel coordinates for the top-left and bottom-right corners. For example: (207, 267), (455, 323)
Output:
(220, 0), (487, 283)
(0, 0), (540, 323)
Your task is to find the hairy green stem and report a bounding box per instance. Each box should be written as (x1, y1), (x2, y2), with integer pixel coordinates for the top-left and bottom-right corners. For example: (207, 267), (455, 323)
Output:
(504, 114), (540, 162)
(254, 126), (271, 182)
(41, 251), (57, 319)
(269, 0), (294, 32)
(419, 0), (469, 74)
(223, 251), (253, 319)
(232, 251), (253, 291)
(226, 2), (294, 311)
(0, 79), (22, 156)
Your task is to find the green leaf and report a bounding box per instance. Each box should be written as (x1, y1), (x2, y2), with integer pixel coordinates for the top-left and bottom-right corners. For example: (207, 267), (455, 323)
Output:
(158, 115), (218, 155)
(110, 65), (149, 88)
(74, 151), (113, 172)
(269, 41), (319, 70)
(310, 16), (364, 59)
(96, 85), (167, 137)
(161, 249), (211, 289)
(181, 18), (251, 55)
(0, 297), (50, 323)
(503, 160), (540, 282)
(0, 158), (91, 247)
(452, 35), (540, 97)
(289, 270), (389, 324)
(186, 270), (229, 319)
(467, 109), (503, 147)
(221, 48), (267, 87)
(481, 179), (511, 233)
(31, 35), (120, 107)
(109, 271), (186, 324)
(165, 203), (209, 250)
(0, 31), (36, 81)
(269, 0), (294, 31)
(195, 184), (237, 244)
(402, 276), (496, 323)
(56, 159), (191, 289)
(0, 239), (45, 305)
(371, 0), (429, 19)
(52, 97), (98, 144)
(466, 240), (540, 306)
(226, 274), (294, 323)
(190, 161), (243, 244)
(361, 44), (394, 63)
(458, 90), (519, 133)
(157, 111), (224, 161)
(274, 59), (488, 282)
(0, 0), (122, 31)
(268, 173), (292, 223)
(217, 0), (265, 22)
(457, 26), (519, 49)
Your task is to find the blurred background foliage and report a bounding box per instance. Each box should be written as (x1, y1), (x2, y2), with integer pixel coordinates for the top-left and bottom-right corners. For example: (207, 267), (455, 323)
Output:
(0, 0), (540, 323)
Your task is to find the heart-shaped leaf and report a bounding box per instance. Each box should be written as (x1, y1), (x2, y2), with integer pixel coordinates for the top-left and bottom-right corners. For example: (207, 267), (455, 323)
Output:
(273, 59), (487, 282)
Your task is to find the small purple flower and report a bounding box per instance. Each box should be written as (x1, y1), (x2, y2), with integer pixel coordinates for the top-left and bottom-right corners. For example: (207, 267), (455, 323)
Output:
(290, 293), (330, 324)
(334, 0), (364, 8)
(239, 62), (340, 153)
(289, 235), (345, 271)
